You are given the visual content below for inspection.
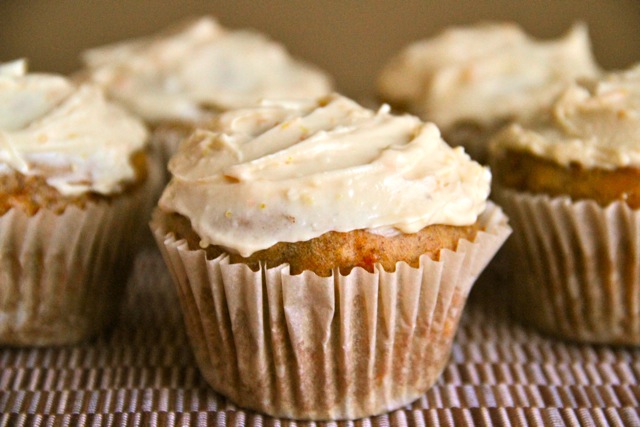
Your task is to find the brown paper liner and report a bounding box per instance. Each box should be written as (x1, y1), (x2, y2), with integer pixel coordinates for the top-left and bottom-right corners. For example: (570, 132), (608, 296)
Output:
(0, 181), (150, 346)
(495, 187), (640, 345)
(151, 202), (510, 420)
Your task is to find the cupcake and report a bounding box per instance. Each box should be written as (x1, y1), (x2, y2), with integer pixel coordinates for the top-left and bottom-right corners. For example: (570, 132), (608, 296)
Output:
(490, 65), (640, 344)
(0, 59), (150, 346)
(377, 22), (600, 162)
(152, 94), (511, 419)
(80, 16), (334, 181)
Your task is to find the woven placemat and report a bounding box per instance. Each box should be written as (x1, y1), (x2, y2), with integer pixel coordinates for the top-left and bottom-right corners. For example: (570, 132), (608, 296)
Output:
(1, 247), (639, 427)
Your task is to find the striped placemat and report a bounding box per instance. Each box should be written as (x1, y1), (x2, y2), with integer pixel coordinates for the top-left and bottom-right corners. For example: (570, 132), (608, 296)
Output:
(1, 248), (639, 427)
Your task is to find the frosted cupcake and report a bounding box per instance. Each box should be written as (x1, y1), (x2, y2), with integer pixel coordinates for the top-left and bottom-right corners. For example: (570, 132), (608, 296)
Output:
(377, 23), (600, 162)
(0, 60), (150, 346)
(152, 94), (510, 419)
(491, 65), (640, 344)
(80, 16), (333, 179)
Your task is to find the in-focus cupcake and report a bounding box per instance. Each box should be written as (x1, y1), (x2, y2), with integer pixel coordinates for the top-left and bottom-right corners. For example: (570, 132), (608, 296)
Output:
(0, 60), (150, 346)
(491, 65), (640, 345)
(80, 16), (334, 180)
(377, 22), (600, 162)
(152, 94), (511, 420)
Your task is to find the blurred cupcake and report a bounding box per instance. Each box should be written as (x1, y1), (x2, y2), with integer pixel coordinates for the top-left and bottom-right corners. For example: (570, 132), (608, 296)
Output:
(152, 94), (510, 419)
(80, 16), (334, 181)
(377, 22), (600, 162)
(0, 60), (150, 346)
(491, 65), (640, 344)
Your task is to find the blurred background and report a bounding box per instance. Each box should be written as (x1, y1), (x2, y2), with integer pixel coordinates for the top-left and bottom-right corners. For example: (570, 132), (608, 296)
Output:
(1, 0), (639, 99)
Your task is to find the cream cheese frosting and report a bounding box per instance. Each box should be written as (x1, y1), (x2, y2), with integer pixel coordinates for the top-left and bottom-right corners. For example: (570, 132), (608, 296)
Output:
(0, 59), (148, 196)
(377, 23), (600, 129)
(81, 17), (333, 123)
(160, 94), (491, 256)
(491, 65), (640, 170)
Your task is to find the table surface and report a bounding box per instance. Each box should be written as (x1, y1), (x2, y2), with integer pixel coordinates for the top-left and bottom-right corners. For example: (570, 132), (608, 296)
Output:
(1, 247), (639, 427)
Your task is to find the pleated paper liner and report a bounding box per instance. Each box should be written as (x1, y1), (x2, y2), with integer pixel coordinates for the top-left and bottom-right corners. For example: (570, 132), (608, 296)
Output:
(495, 187), (640, 345)
(0, 178), (151, 346)
(151, 202), (511, 420)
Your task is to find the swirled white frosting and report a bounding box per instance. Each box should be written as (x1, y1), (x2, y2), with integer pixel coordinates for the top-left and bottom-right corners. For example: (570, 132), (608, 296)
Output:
(377, 23), (600, 129)
(160, 94), (491, 256)
(81, 16), (333, 123)
(0, 59), (148, 195)
(491, 65), (640, 170)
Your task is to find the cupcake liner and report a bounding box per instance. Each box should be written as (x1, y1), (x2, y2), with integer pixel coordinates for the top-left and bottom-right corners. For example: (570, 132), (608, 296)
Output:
(151, 202), (510, 420)
(495, 187), (640, 344)
(0, 182), (149, 346)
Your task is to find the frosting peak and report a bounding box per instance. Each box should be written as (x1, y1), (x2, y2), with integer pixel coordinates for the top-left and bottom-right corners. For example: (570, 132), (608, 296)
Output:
(0, 60), (148, 196)
(491, 65), (640, 169)
(160, 94), (490, 256)
(377, 22), (600, 129)
(82, 17), (334, 123)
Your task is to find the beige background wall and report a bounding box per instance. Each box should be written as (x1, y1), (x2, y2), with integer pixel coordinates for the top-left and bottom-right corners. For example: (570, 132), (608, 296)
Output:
(1, 0), (640, 99)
